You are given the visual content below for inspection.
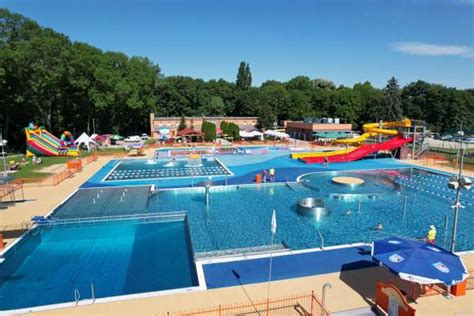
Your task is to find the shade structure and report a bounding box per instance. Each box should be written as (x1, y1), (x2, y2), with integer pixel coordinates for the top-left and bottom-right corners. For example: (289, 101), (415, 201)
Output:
(177, 128), (204, 137)
(240, 130), (263, 138)
(264, 130), (289, 139)
(74, 132), (100, 151)
(372, 237), (468, 286)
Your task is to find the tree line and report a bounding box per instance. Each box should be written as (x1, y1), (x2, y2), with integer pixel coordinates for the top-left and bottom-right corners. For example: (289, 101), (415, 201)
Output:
(1, 9), (473, 151)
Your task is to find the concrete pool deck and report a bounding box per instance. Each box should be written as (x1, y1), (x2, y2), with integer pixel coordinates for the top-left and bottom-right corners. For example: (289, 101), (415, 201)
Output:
(0, 155), (116, 245)
(2, 151), (474, 315)
(29, 253), (474, 315)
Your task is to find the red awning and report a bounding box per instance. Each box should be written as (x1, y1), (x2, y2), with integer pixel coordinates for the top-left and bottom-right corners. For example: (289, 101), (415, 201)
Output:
(177, 128), (204, 137)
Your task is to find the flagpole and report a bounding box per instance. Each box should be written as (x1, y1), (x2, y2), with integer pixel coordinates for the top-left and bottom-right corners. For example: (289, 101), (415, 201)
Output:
(267, 208), (277, 316)
(266, 231), (274, 315)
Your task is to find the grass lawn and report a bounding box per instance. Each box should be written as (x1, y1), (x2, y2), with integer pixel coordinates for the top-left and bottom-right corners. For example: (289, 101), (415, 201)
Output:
(8, 155), (89, 179)
(7, 147), (124, 179)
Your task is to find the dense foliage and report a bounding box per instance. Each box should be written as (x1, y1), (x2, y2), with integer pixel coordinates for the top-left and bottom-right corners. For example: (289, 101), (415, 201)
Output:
(236, 61), (252, 90)
(220, 121), (240, 141)
(178, 113), (186, 131)
(1, 9), (473, 151)
(201, 120), (216, 142)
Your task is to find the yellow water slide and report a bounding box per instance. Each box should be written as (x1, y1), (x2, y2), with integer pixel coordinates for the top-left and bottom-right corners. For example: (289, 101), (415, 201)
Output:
(291, 119), (411, 159)
(334, 119), (411, 145)
(291, 147), (356, 159)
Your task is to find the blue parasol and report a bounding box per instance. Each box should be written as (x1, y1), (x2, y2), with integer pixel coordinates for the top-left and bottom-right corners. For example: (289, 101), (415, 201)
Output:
(372, 237), (468, 286)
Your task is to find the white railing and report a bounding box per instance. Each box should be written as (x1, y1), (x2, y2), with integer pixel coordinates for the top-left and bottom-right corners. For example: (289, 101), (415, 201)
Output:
(34, 211), (187, 226)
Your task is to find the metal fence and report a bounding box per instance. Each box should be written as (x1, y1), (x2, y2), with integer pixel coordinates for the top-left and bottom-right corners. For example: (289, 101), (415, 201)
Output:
(0, 181), (24, 204)
(174, 291), (329, 316)
(15, 152), (98, 187)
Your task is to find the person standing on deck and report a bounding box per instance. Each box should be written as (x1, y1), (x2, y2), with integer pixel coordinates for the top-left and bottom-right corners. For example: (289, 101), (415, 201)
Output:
(426, 225), (437, 244)
(262, 169), (267, 183)
(269, 168), (275, 182)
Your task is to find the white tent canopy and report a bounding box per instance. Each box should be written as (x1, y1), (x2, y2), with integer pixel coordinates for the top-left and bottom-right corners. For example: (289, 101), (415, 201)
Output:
(264, 130), (289, 139)
(74, 132), (101, 151)
(240, 130), (263, 139)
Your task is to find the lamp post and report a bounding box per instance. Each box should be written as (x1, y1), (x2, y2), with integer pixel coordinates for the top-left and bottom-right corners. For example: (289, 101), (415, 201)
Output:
(448, 143), (472, 253)
(0, 139), (7, 178)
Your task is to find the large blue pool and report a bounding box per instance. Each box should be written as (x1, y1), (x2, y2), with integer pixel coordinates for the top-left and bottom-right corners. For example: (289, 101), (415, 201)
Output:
(57, 167), (474, 254)
(148, 168), (474, 254)
(0, 217), (198, 311)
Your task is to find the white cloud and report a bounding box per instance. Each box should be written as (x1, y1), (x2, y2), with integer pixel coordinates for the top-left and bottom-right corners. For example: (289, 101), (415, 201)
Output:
(391, 42), (474, 58)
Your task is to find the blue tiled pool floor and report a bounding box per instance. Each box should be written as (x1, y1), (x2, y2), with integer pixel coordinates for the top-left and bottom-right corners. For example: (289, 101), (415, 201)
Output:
(202, 246), (374, 289)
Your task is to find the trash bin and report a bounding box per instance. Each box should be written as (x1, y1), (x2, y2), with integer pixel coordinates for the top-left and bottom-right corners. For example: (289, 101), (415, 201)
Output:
(450, 280), (467, 296)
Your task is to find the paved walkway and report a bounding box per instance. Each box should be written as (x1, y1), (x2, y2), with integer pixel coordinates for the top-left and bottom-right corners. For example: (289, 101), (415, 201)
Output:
(31, 253), (474, 316)
(0, 156), (113, 245)
(406, 159), (474, 177)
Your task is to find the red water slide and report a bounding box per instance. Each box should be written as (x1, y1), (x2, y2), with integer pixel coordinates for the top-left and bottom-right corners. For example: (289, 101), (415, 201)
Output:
(301, 135), (413, 164)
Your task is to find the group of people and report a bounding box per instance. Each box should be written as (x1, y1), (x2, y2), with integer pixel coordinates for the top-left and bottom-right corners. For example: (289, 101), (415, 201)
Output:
(261, 168), (275, 182)
(8, 157), (28, 171)
(32, 156), (43, 164)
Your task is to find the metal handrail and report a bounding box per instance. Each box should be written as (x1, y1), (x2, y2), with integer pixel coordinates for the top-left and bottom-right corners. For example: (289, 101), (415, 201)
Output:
(317, 229), (324, 249)
(34, 211), (187, 226)
(321, 283), (332, 316)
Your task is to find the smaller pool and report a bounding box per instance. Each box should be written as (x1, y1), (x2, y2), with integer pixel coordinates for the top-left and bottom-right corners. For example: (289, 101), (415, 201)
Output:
(0, 216), (198, 311)
(104, 158), (232, 181)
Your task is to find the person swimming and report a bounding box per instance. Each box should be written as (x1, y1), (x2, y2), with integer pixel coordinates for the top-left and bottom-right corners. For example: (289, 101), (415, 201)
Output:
(345, 209), (352, 216)
(375, 223), (383, 231)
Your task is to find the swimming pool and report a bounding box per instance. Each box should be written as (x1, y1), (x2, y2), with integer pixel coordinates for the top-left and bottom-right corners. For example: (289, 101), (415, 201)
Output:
(0, 216), (198, 311)
(65, 167), (474, 254)
(104, 157), (232, 181)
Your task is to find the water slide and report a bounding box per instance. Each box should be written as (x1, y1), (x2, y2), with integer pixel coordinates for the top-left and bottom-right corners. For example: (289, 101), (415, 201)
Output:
(334, 119), (411, 145)
(301, 135), (413, 164)
(291, 119), (412, 160)
(26, 128), (79, 157)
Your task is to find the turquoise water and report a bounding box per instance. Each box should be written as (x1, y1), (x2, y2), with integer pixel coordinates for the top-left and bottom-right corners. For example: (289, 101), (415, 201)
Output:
(0, 218), (198, 311)
(148, 168), (474, 254)
(105, 158), (230, 181)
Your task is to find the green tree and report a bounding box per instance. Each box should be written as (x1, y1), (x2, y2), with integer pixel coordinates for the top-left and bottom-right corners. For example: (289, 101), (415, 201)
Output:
(257, 103), (275, 129)
(353, 81), (382, 124)
(312, 78), (336, 90)
(201, 120), (216, 141)
(380, 77), (403, 121)
(178, 113), (187, 131)
(236, 61), (251, 90)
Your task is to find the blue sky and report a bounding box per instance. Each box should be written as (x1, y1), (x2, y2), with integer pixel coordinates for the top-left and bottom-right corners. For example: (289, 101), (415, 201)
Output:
(2, 0), (473, 88)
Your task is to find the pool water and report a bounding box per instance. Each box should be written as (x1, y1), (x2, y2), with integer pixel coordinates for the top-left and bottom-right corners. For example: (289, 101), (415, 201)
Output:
(0, 218), (198, 311)
(104, 158), (231, 181)
(53, 186), (151, 219)
(147, 168), (474, 254)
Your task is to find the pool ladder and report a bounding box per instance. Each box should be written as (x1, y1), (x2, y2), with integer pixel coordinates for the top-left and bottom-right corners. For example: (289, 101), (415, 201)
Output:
(74, 283), (96, 306)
